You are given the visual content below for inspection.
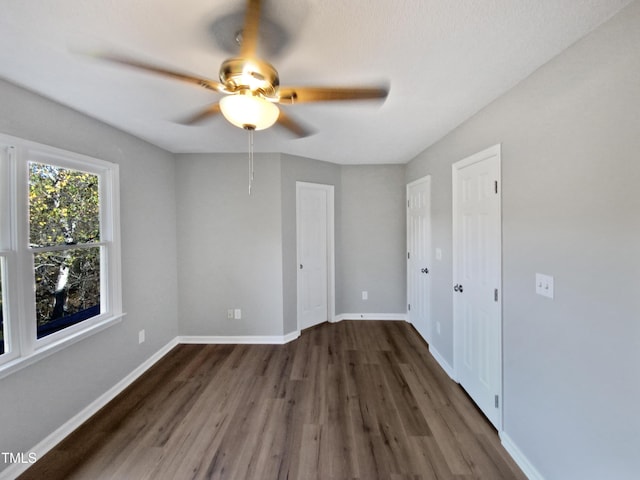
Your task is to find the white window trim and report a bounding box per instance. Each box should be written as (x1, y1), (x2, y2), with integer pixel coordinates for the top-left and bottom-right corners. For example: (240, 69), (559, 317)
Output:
(0, 133), (124, 380)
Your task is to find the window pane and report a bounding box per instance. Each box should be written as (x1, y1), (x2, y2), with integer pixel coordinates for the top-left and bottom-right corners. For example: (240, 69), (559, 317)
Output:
(34, 247), (101, 339)
(0, 261), (4, 355)
(29, 162), (100, 247)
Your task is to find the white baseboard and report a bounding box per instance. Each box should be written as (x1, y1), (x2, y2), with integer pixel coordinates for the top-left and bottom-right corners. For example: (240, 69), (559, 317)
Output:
(178, 331), (300, 345)
(332, 313), (408, 322)
(428, 345), (457, 381)
(282, 330), (301, 343)
(0, 338), (179, 480)
(500, 432), (544, 480)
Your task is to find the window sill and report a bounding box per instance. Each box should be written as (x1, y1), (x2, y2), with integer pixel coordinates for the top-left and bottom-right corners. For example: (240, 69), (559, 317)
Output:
(0, 312), (126, 381)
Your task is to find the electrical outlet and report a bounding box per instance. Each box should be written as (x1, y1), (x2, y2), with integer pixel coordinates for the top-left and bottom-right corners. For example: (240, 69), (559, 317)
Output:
(227, 309), (234, 319)
(138, 329), (145, 344)
(234, 309), (242, 320)
(362, 291), (368, 300)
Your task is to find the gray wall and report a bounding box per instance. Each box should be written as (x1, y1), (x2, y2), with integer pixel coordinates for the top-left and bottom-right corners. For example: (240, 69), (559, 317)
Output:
(0, 80), (179, 470)
(176, 152), (405, 336)
(175, 153), (285, 336)
(406, 2), (640, 478)
(338, 165), (406, 314)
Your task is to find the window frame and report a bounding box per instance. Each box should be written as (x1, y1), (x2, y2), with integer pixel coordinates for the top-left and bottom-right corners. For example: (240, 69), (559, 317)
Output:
(0, 134), (123, 379)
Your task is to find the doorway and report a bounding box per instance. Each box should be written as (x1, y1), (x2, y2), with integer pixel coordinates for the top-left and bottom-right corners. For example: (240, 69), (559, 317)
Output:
(296, 182), (335, 330)
(407, 176), (432, 343)
(452, 144), (502, 429)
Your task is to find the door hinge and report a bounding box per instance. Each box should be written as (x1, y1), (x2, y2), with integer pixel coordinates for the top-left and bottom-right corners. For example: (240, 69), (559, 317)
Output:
(494, 180), (498, 194)
(408, 252), (410, 259)
(408, 303), (411, 311)
(494, 289), (499, 302)
(408, 199), (410, 208)
(495, 395), (499, 408)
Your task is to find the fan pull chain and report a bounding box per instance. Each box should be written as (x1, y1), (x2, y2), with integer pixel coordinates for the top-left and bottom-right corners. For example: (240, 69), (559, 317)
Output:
(247, 127), (255, 196)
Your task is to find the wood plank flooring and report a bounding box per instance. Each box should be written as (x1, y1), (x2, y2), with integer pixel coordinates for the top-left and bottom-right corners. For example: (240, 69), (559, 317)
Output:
(19, 321), (526, 480)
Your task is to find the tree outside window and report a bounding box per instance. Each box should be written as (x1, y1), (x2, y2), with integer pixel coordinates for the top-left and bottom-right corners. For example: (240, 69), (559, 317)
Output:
(29, 162), (101, 338)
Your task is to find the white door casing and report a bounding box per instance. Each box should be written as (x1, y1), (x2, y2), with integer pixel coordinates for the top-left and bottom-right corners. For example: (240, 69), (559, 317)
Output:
(296, 182), (335, 330)
(452, 144), (502, 430)
(407, 176), (432, 343)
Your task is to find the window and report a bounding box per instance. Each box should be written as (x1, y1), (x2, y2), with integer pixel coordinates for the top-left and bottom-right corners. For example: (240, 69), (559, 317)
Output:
(30, 163), (102, 338)
(0, 134), (122, 376)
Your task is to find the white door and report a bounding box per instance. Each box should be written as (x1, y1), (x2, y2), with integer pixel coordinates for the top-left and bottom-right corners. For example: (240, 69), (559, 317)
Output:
(297, 182), (334, 330)
(452, 144), (502, 430)
(407, 176), (432, 342)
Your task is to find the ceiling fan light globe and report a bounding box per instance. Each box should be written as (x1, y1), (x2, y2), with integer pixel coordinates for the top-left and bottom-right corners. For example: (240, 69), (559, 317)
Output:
(219, 92), (280, 131)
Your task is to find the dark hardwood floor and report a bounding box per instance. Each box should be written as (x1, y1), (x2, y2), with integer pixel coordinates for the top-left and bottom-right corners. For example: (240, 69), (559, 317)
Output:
(19, 321), (526, 479)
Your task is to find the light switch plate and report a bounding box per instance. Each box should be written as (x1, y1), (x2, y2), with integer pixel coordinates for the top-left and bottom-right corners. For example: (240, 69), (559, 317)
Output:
(535, 273), (554, 299)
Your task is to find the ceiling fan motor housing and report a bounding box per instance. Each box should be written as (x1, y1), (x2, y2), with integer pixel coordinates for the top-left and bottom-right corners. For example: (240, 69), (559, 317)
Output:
(219, 57), (280, 99)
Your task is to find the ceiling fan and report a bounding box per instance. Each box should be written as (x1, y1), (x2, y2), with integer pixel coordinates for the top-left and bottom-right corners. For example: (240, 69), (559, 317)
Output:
(97, 0), (389, 137)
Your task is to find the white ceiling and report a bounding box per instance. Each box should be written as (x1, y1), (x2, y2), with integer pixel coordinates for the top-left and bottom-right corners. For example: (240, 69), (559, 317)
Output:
(0, 0), (632, 164)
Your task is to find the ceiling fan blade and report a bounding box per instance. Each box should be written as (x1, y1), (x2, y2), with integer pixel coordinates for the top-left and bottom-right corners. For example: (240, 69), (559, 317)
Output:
(178, 103), (222, 125)
(276, 109), (314, 137)
(239, 0), (262, 58)
(277, 86), (389, 105)
(97, 53), (227, 93)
